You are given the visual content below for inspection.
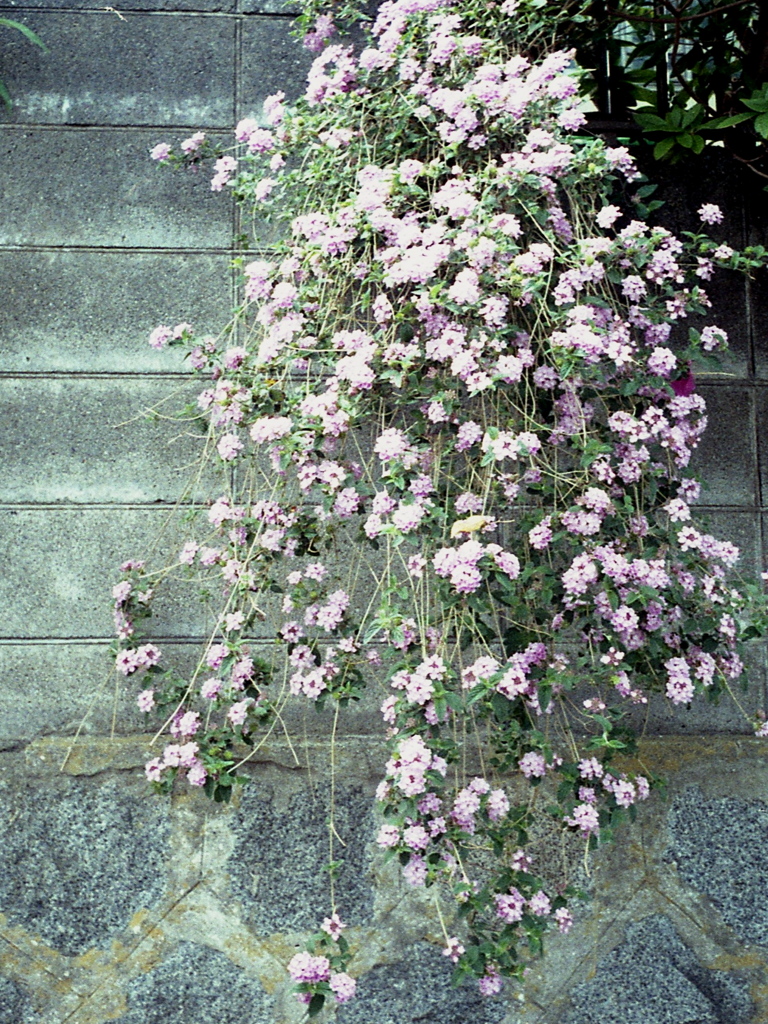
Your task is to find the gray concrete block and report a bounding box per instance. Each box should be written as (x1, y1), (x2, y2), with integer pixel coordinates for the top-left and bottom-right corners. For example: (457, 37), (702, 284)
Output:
(337, 941), (507, 1024)
(230, 779), (374, 933)
(697, 509), (761, 577)
(754, 390), (768, 506)
(117, 941), (272, 1024)
(0, 641), (136, 743)
(239, 16), (314, 118)
(243, 1), (300, 11)
(690, 386), (755, 507)
(562, 915), (752, 1024)
(0, 641), (205, 743)
(0, 770), (169, 956)
(0, 12), (235, 127)
(634, 641), (767, 736)
(0, 127), (233, 248)
(745, 188), (768, 379)
(665, 787), (768, 946)
(751, 272), (768, 380)
(0, 378), (211, 502)
(651, 151), (746, 246)
(0, 507), (396, 641)
(689, 269), (749, 379)
(0, 250), (232, 373)
(0, 640), (386, 744)
(0, 508), (210, 638)
(6, 0), (235, 11)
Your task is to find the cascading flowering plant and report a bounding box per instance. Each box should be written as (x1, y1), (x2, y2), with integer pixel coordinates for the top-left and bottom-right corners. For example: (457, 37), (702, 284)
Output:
(116, 0), (768, 1013)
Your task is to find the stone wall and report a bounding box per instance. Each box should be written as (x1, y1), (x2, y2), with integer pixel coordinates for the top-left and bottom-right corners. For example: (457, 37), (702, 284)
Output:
(2, 3), (768, 1021)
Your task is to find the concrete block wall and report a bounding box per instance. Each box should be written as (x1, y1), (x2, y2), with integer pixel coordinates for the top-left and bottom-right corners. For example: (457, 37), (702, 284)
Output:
(2, 4), (768, 1021)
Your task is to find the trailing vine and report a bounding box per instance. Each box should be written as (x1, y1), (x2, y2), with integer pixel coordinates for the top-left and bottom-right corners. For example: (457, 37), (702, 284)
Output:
(114, 0), (768, 1012)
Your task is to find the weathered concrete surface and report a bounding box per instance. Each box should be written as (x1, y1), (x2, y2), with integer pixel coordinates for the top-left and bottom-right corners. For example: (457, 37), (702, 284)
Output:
(0, 249), (232, 373)
(239, 17), (314, 117)
(0, 378), (210, 502)
(0, 507), (210, 638)
(690, 386), (757, 506)
(0, 12), (236, 127)
(3, 0), (237, 11)
(0, 128), (233, 248)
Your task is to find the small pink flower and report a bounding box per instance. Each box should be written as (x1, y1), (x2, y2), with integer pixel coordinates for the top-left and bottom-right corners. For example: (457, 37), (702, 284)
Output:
(443, 937), (465, 962)
(137, 689), (155, 712)
(555, 907), (573, 933)
(148, 325), (172, 350)
(329, 972), (356, 1004)
(187, 762), (207, 786)
(321, 911), (346, 941)
(217, 434), (243, 461)
(698, 203), (723, 225)
(181, 131), (205, 154)
(596, 204), (622, 229)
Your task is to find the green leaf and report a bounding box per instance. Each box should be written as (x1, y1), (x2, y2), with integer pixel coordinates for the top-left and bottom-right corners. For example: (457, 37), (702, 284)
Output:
(0, 17), (48, 51)
(742, 97), (768, 113)
(363, 620), (382, 644)
(653, 136), (676, 159)
(308, 993), (325, 1017)
(681, 104), (703, 129)
(755, 113), (768, 139)
(633, 110), (671, 131)
(702, 113), (752, 129)
(444, 690), (464, 711)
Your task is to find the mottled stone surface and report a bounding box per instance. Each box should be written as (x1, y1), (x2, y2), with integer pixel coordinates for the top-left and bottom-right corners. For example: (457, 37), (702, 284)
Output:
(117, 941), (272, 1023)
(0, 976), (33, 1024)
(337, 942), (507, 1024)
(562, 916), (753, 1024)
(666, 787), (768, 945)
(230, 781), (374, 933)
(0, 774), (169, 956)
